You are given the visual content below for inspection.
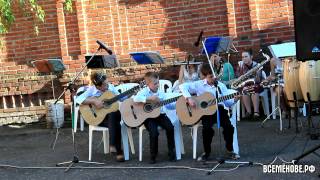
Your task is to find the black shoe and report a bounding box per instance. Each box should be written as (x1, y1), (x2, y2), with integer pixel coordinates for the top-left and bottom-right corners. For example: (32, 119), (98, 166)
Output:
(149, 157), (156, 164)
(197, 153), (209, 162)
(224, 150), (240, 160)
(168, 152), (176, 162)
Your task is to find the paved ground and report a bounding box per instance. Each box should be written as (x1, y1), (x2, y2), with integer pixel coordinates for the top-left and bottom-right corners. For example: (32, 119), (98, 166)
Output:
(0, 117), (319, 180)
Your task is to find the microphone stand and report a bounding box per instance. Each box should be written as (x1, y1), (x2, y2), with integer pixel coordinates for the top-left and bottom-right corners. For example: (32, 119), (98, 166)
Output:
(54, 45), (106, 172)
(202, 38), (253, 175)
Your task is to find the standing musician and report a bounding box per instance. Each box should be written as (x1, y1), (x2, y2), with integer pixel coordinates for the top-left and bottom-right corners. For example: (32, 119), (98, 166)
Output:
(179, 63), (240, 161)
(133, 72), (176, 164)
(76, 72), (125, 162)
(236, 49), (264, 119)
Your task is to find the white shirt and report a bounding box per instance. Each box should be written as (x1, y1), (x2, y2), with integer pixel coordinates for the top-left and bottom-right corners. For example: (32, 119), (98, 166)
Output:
(75, 84), (119, 105)
(183, 65), (200, 82)
(179, 79), (235, 108)
(133, 87), (178, 114)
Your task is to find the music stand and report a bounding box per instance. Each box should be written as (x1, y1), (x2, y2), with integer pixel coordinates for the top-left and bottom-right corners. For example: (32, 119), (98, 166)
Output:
(129, 51), (165, 64)
(32, 59), (66, 99)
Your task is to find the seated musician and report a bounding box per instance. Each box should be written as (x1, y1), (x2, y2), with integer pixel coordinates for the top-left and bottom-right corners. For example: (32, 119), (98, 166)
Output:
(179, 63), (240, 161)
(236, 49), (264, 119)
(133, 72), (176, 164)
(76, 72), (125, 162)
(210, 54), (235, 87)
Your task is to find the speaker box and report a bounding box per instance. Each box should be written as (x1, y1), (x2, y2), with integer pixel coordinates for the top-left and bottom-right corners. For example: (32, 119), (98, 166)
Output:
(293, 0), (320, 61)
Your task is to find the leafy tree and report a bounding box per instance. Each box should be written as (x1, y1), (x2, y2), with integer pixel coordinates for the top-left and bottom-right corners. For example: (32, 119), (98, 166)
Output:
(0, 0), (73, 35)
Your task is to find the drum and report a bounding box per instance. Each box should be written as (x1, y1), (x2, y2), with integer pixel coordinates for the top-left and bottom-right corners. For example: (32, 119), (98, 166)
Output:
(45, 99), (64, 128)
(299, 60), (320, 102)
(283, 59), (303, 107)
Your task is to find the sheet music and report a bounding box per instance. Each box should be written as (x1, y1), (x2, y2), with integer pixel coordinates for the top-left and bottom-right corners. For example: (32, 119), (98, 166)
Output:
(269, 42), (296, 58)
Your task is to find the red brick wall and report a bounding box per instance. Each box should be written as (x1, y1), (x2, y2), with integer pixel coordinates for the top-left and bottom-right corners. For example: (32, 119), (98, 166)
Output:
(0, 0), (295, 124)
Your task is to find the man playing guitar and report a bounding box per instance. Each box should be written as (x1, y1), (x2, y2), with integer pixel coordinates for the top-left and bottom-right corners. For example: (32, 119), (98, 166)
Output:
(76, 72), (125, 162)
(133, 72), (176, 164)
(179, 64), (240, 161)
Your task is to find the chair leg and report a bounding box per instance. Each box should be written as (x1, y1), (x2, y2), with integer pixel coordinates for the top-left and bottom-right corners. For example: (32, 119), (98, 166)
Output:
(103, 130), (109, 154)
(89, 126), (93, 161)
(179, 124), (185, 154)
(262, 94), (270, 118)
(192, 123), (199, 159)
(173, 122), (181, 160)
(80, 116), (84, 131)
(236, 101), (241, 121)
(121, 123), (129, 161)
(271, 91), (277, 119)
(127, 127), (135, 154)
(74, 106), (79, 133)
(139, 126), (145, 162)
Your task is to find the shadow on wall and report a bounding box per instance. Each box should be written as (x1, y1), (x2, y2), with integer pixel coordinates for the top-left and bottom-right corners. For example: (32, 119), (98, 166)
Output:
(118, 0), (294, 77)
(119, 0), (230, 56)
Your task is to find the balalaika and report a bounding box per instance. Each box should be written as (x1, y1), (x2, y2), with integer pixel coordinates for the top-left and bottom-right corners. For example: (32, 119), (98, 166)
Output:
(120, 95), (182, 127)
(79, 82), (145, 126)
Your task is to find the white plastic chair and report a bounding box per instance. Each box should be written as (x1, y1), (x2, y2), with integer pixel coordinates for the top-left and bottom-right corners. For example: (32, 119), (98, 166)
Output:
(89, 125), (109, 161)
(190, 103), (240, 159)
(138, 107), (185, 161)
(159, 79), (173, 93)
(88, 121), (132, 161)
(172, 80), (180, 93)
(73, 86), (88, 132)
(115, 83), (139, 155)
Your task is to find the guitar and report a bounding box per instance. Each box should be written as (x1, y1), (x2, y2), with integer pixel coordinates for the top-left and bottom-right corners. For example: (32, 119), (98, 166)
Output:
(120, 95), (182, 127)
(79, 82), (145, 126)
(176, 91), (248, 125)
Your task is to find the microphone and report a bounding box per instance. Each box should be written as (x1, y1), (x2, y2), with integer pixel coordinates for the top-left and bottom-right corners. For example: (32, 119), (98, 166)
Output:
(96, 40), (113, 55)
(194, 30), (204, 47)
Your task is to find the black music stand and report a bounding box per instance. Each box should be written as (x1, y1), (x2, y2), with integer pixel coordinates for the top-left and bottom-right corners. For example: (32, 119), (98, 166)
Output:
(32, 59), (66, 99)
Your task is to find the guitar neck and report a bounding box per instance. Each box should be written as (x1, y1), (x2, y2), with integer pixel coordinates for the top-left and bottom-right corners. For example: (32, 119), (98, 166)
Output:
(108, 85), (140, 104)
(153, 96), (181, 109)
(209, 92), (240, 105)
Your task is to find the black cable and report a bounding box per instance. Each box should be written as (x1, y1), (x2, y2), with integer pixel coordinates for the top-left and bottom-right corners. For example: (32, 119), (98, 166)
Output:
(275, 133), (298, 155)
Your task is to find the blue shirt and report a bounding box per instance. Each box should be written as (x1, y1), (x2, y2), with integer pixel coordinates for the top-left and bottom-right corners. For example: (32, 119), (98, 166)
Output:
(179, 79), (235, 108)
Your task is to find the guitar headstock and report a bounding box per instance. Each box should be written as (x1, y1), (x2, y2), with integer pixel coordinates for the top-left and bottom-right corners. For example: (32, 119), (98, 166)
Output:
(139, 80), (146, 88)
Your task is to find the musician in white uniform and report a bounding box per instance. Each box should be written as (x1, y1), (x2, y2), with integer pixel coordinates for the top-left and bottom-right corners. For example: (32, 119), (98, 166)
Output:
(179, 63), (240, 161)
(76, 72), (125, 162)
(133, 72), (176, 164)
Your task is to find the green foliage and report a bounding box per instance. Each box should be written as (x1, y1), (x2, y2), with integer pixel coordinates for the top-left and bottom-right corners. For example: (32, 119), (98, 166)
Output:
(64, 0), (73, 13)
(0, 0), (73, 36)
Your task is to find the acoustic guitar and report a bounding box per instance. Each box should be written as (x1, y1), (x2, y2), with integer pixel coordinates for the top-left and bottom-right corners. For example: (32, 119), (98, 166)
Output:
(176, 91), (245, 125)
(120, 95), (181, 127)
(79, 82), (145, 126)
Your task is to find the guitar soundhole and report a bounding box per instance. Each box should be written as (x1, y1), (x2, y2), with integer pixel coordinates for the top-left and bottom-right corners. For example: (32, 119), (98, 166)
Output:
(144, 104), (153, 113)
(200, 101), (208, 109)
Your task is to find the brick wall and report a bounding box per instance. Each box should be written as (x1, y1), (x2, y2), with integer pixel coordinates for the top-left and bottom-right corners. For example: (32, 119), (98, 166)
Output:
(0, 0), (295, 125)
